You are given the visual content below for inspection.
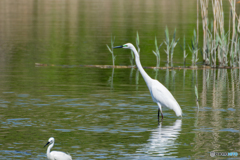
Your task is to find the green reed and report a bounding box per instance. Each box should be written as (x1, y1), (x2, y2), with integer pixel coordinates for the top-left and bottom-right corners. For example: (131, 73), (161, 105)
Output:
(189, 30), (199, 66)
(164, 27), (179, 67)
(164, 26), (171, 65)
(152, 37), (162, 68)
(135, 32), (140, 89)
(106, 36), (116, 89)
(170, 29), (179, 67)
(182, 36), (188, 66)
(106, 36), (116, 67)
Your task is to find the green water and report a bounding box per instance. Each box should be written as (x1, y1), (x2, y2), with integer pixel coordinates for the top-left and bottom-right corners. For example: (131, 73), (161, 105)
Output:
(0, 0), (239, 159)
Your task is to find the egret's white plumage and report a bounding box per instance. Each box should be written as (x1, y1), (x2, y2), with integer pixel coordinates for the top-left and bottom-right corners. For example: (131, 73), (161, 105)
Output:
(114, 43), (182, 121)
(44, 137), (72, 160)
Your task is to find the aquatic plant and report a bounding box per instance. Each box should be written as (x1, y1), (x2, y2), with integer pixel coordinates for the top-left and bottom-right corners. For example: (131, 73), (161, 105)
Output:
(199, 0), (240, 67)
(170, 29), (179, 67)
(164, 27), (179, 67)
(106, 36), (116, 89)
(182, 36), (188, 66)
(189, 30), (199, 66)
(135, 32), (140, 89)
(200, 0), (209, 64)
(136, 31), (140, 55)
(216, 30), (229, 67)
(229, 0), (237, 67)
(106, 36), (116, 67)
(164, 26), (171, 65)
(130, 32), (140, 67)
(152, 37), (162, 68)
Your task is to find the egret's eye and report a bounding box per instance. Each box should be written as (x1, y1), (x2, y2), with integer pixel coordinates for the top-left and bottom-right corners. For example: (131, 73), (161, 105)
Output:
(123, 45), (128, 47)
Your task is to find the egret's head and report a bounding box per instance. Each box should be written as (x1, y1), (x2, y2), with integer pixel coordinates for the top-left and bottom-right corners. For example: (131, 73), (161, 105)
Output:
(44, 137), (55, 147)
(114, 43), (133, 49)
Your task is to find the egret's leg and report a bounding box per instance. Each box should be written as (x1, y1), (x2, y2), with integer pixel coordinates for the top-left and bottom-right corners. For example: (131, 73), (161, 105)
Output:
(160, 109), (164, 120)
(157, 103), (163, 122)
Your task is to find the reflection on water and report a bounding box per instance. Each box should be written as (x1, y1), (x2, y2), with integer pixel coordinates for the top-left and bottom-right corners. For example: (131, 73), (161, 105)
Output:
(192, 69), (240, 158)
(108, 67), (114, 90)
(137, 120), (182, 157)
(0, 68), (240, 159)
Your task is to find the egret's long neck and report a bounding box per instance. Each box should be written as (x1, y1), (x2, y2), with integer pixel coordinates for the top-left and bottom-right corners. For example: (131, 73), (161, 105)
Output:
(131, 47), (152, 84)
(47, 143), (53, 158)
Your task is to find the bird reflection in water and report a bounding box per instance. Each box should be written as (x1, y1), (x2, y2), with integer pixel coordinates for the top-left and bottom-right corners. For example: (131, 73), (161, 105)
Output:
(137, 119), (182, 157)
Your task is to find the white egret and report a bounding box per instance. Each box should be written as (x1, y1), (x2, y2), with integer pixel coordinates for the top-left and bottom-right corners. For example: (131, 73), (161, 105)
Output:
(114, 43), (182, 122)
(44, 137), (72, 160)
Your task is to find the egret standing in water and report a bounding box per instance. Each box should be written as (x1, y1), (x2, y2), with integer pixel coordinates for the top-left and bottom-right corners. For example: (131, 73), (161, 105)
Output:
(44, 137), (72, 160)
(114, 43), (182, 122)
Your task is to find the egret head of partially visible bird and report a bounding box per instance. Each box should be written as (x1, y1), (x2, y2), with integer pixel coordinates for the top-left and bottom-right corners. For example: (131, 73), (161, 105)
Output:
(114, 43), (133, 49)
(44, 137), (54, 148)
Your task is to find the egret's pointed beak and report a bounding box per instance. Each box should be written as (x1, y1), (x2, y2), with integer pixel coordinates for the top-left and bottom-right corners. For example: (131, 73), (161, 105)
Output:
(44, 142), (50, 148)
(113, 45), (123, 49)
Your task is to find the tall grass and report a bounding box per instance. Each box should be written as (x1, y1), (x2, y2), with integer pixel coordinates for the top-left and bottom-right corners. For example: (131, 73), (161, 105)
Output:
(200, 0), (240, 67)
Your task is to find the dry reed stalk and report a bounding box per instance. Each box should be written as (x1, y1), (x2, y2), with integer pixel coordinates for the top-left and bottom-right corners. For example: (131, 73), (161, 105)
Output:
(200, 0), (209, 64)
(229, 0), (237, 67)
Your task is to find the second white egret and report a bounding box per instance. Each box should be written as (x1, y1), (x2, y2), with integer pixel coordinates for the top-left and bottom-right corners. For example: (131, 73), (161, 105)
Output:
(114, 43), (182, 122)
(44, 137), (72, 160)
